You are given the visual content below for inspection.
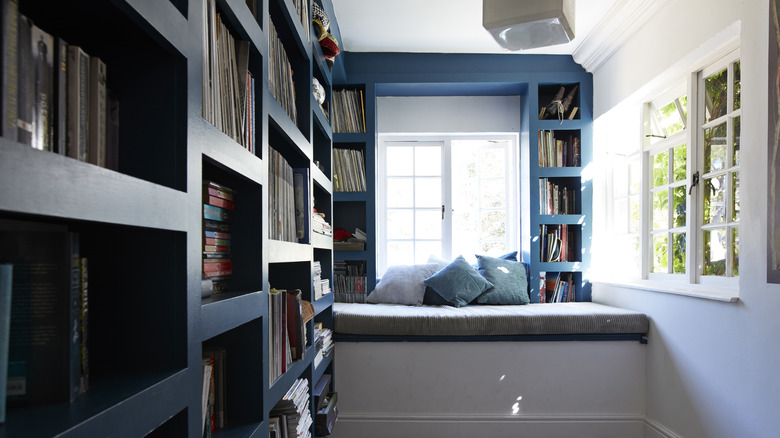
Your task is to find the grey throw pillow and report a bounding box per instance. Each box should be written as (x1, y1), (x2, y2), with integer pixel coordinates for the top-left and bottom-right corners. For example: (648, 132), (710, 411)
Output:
(367, 263), (439, 306)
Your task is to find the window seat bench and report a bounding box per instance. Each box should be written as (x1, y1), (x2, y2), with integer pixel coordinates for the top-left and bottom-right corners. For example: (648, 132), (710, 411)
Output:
(333, 301), (649, 341)
(331, 302), (650, 438)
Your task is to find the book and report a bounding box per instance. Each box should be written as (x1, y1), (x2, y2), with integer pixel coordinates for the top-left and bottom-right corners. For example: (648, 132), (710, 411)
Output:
(0, 220), (83, 405)
(16, 14), (31, 145)
(1, 0), (19, 141)
(53, 37), (67, 154)
(285, 289), (305, 361)
(105, 89), (120, 170)
(293, 167), (309, 243)
(203, 194), (234, 210)
(201, 357), (213, 437)
(79, 257), (88, 393)
(0, 263), (11, 423)
(203, 204), (230, 222)
(66, 45), (89, 161)
(202, 347), (226, 429)
(31, 23), (53, 151)
(204, 180), (235, 201)
(88, 56), (106, 167)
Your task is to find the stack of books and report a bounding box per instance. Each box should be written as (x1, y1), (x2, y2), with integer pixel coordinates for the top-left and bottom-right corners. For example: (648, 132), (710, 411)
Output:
(202, 181), (235, 297)
(313, 261), (331, 300)
(270, 378), (313, 438)
(313, 322), (333, 369)
(311, 208), (332, 237)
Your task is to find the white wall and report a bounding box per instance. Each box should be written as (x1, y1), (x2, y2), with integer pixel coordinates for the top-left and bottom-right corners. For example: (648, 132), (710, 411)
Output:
(591, 1), (780, 437)
(377, 96), (521, 133)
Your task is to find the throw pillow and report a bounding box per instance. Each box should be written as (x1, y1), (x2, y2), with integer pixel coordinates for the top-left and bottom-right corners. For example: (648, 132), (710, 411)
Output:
(367, 263), (438, 306)
(423, 255), (450, 304)
(474, 254), (530, 305)
(423, 256), (493, 307)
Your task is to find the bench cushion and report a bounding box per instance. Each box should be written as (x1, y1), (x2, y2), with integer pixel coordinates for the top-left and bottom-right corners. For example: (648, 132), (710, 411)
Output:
(333, 302), (649, 337)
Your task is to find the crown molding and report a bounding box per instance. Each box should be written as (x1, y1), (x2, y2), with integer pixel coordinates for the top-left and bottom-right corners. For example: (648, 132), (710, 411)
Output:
(572, 0), (671, 73)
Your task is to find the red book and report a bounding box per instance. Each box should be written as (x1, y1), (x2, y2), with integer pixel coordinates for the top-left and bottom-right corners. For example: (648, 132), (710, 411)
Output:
(203, 269), (233, 278)
(203, 194), (234, 210)
(203, 260), (232, 272)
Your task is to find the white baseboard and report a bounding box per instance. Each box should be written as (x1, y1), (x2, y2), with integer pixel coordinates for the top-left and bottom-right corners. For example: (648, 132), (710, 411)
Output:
(644, 417), (683, 438)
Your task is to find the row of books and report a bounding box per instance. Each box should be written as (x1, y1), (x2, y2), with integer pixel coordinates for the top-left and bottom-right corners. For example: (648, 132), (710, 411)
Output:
(203, 180), (235, 297)
(539, 272), (576, 303)
(0, 220), (89, 420)
(201, 346), (226, 437)
(333, 147), (367, 192)
(202, 0), (256, 151)
(332, 88), (365, 133)
(270, 147), (309, 243)
(312, 322), (333, 370)
(538, 130), (581, 168)
(270, 377), (313, 438)
(313, 261), (331, 300)
(291, 0), (310, 41)
(539, 177), (578, 215)
(1, 3), (119, 169)
(540, 224), (576, 263)
(269, 19), (298, 126)
(333, 261), (367, 303)
(269, 288), (307, 383)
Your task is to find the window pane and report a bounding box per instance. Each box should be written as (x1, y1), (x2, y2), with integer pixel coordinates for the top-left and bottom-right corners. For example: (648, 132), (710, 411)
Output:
(704, 123), (727, 172)
(415, 177), (441, 208)
(673, 144), (687, 182)
(481, 241), (507, 257)
(629, 159), (640, 195)
(387, 178), (413, 208)
(672, 186), (686, 227)
(654, 97), (686, 136)
(652, 151), (669, 187)
(387, 146), (413, 176)
(733, 61), (741, 111)
(672, 232), (686, 274)
(481, 179), (505, 208)
(732, 228), (739, 276)
(613, 165), (628, 198)
(703, 228), (727, 276)
(629, 196), (640, 233)
(614, 198), (628, 233)
(415, 241), (441, 265)
(703, 175), (726, 224)
(652, 190), (669, 230)
(480, 147), (507, 177)
(731, 172), (740, 222)
(704, 68), (728, 122)
(651, 233), (668, 273)
(414, 147), (441, 176)
(387, 209), (413, 239)
(387, 241), (414, 268)
(415, 210), (441, 239)
(733, 116), (741, 166)
(481, 210), (507, 240)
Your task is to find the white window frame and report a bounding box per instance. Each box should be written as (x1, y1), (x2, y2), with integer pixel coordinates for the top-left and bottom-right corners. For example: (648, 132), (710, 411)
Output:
(598, 47), (741, 301)
(376, 133), (520, 276)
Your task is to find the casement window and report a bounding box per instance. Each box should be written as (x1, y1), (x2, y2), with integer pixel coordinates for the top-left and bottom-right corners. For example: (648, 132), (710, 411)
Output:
(600, 49), (740, 295)
(376, 134), (519, 276)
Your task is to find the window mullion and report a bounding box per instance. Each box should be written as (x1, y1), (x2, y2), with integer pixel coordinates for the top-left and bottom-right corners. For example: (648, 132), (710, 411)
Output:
(442, 140), (453, 259)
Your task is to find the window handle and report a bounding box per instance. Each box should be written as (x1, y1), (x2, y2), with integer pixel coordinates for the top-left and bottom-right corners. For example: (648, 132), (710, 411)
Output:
(442, 205), (445, 220)
(689, 171), (700, 195)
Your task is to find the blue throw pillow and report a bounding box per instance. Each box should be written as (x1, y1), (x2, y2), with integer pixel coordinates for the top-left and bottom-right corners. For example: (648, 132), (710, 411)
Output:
(474, 254), (530, 305)
(423, 255), (493, 307)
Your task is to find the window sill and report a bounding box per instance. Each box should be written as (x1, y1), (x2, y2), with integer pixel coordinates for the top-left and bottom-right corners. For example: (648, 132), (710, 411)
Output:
(591, 278), (740, 303)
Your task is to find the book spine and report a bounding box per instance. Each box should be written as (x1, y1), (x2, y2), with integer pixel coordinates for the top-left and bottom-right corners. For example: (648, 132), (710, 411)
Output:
(53, 37), (66, 154)
(31, 24), (53, 151)
(68, 232), (81, 401)
(16, 14), (32, 145)
(105, 89), (119, 171)
(1, 0), (18, 141)
(203, 204), (230, 222)
(203, 194), (234, 210)
(79, 257), (88, 393)
(0, 263), (12, 423)
(88, 57), (106, 167)
(66, 46), (88, 161)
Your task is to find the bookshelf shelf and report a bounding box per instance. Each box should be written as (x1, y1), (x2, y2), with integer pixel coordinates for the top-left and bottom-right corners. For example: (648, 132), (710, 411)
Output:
(0, 0), (336, 435)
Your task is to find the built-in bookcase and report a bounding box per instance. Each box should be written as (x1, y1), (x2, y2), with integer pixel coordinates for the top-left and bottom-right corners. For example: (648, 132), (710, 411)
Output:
(530, 81), (592, 302)
(0, 0), (336, 436)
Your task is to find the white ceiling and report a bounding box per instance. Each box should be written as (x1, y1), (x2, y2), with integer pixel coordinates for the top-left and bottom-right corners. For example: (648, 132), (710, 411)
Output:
(329, 0), (618, 55)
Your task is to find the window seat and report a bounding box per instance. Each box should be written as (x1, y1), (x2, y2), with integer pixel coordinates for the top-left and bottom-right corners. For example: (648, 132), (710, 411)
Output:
(333, 302), (649, 342)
